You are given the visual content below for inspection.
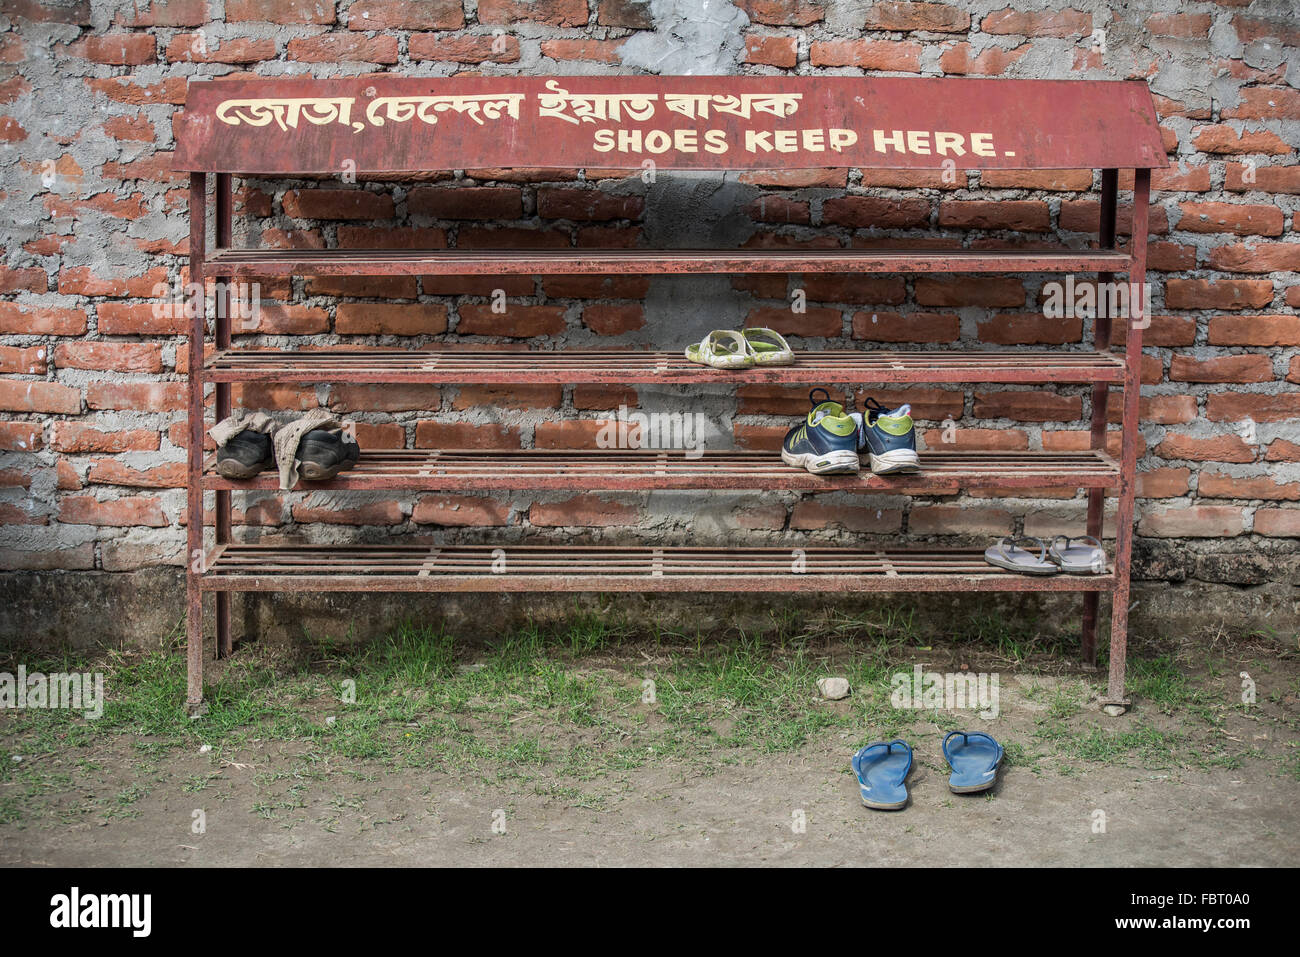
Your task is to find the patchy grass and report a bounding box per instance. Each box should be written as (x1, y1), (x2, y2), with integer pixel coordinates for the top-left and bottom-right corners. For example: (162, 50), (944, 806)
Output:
(1, 614), (1295, 827)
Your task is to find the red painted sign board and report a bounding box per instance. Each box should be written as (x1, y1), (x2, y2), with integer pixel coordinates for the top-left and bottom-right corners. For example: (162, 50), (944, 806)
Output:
(173, 75), (1166, 174)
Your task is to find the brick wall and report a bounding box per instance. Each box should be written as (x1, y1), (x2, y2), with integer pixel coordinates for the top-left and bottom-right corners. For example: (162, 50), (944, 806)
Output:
(0, 0), (1297, 635)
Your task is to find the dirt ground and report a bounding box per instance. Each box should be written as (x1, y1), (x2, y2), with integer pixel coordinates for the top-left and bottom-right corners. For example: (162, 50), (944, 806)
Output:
(1, 629), (1296, 867)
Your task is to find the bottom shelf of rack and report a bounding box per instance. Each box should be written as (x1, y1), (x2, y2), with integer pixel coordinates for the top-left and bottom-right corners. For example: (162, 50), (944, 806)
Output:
(198, 544), (1116, 593)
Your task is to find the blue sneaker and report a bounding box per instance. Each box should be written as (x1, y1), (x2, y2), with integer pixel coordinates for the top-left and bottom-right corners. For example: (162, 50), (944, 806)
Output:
(850, 397), (920, 475)
(781, 388), (860, 475)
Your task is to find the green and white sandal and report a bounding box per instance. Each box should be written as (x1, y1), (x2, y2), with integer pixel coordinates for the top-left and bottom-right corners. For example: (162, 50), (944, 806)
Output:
(684, 329), (756, 370)
(742, 327), (795, 366)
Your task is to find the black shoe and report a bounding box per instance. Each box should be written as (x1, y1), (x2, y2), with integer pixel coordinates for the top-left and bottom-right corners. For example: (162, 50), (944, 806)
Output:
(215, 429), (274, 479)
(298, 429), (357, 481)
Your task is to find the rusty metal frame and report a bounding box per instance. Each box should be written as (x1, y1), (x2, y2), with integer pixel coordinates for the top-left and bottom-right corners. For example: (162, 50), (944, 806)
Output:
(181, 78), (1158, 713)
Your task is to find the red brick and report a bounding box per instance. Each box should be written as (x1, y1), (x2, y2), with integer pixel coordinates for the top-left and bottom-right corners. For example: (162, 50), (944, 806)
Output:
(329, 385), (441, 413)
(735, 0), (825, 26)
(408, 186), (523, 219)
(1199, 471), (1300, 501)
(809, 39), (921, 71)
(538, 188), (643, 222)
(0, 379), (80, 414)
(409, 33), (521, 63)
(533, 420), (611, 449)
(1177, 202), (1284, 237)
(227, 0), (335, 23)
(1225, 162), (1300, 194)
(452, 385), (561, 410)
(283, 189), (395, 220)
(58, 265), (167, 298)
(978, 313), (1082, 345)
(0, 504), (45, 525)
(0, 345), (47, 375)
(938, 41), (1030, 75)
(1147, 12), (1212, 37)
(1223, 87), (1300, 122)
(478, 0), (588, 26)
(335, 303), (448, 336)
(583, 304), (645, 335)
(457, 226), (567, 249)
(738, 169), (848, 189)
(790, 502), (903, 533)
(353, 422), (406, 449)
(596, 0), (651, 27)
(798, 275), (906, 304)
(292, 501), (404, 526)
(859, 168), (960, 189)
(1255, 509), (1300, 537)
(0, 265), (48, 293)
(1265, 439), (1300, 462)
(822, 196), (930, 229)
(116, 0), (206, 26)
(744, 34), (798, 68)
(973, 391), (1082, 422)
(980, 168), (1092, 191)
(76, 34), (156, 65)
(529, 495), (638, 527)
(744, 305), (842, 337)
(909, 505), (1013, 536)
(920, 427), (1028, 451)
(572, 385), (636, 411)
(415, 421), (522, 449)
(939, 200), (1050, 232)
(306, 276), (418, 299)
(0, 301), (86, 336)
(1110, 314), (1196, 348)
(413, 495), (511, 526)
(288, 34), (399, 62)
(1138, 467), (1190, 498)
(87, 460), (184, 488)
(54, 341), (162, 373)
(1170, 354), (1274, 383)
(541, 38), (626, 62)
(457, 304), (566, 337)
(1207, 243), (1300, 273)
(1059, 200), (1169, 236)
(87, 381), (185, 412)
(1139, 505), (1244, 538)
(89, 76), (187, 106)
(1191, 125), (1291, 156)
(348, 0), (463, 29)
(865, 1), (968, 31)
(96, 301), (186, 336)
(0, 421), (41, 451)
(236, 304), (329, 336)
(165, 35), (276, 63)
(981, 8), (1090, 36)
(915, 276), (1025, 308)
(50, 423), (160, 454)
(852, 311), (959, 342)
(1165, 279), (1273, 311)
(59, 495), (167, 527)
(1206, 392), (1300, 423)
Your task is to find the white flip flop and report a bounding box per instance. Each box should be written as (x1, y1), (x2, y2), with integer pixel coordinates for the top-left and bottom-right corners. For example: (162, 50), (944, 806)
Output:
(1048, 535), (1107, 575)
(684, 329), (756, 369)
(742, 327), (795, 365)
(984, 536), (1060, 576)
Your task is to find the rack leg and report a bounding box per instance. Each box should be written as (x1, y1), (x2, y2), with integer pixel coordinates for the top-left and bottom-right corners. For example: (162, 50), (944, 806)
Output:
(186, 584), (204, 711)
(1081, 593), (1099, 666)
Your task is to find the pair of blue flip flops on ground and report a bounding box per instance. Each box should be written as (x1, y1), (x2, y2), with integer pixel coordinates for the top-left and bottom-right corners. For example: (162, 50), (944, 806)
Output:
(850, 731), (1003, 810)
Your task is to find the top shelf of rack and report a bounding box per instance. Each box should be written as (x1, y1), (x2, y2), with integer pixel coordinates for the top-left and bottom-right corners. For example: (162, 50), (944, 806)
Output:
(173, 76), (1167, 175)
(207, 246), (1132, 277)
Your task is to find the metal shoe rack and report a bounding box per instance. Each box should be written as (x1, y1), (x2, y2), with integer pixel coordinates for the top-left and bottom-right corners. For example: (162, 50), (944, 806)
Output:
(175, 76), (1165, 710)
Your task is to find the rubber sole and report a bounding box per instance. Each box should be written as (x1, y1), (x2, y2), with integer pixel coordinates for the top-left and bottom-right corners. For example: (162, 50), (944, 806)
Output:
(868, 449), (921, 475)
(984, 552), (1059, 576)
(299, 459), (355, 481)
(781, 447), (859, 475)
(215, 459), (272, 480)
